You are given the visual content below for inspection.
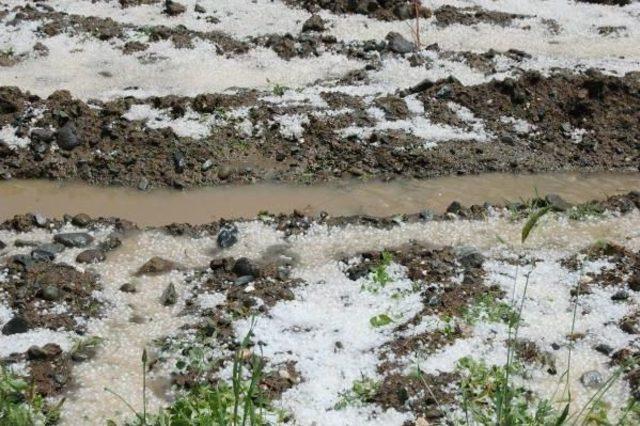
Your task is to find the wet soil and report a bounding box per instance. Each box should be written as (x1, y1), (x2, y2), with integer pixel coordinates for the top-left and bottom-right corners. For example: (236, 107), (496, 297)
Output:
(1, 71), (639, 189)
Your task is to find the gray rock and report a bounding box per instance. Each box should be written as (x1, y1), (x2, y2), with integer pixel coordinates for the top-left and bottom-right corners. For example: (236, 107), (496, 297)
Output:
(11, 254), (34, 268)
(386, 32), (415, 54)
(234, 275), (254, 286)
(71, 213), (91, 227)
(37, 243), (65, 255)
(40, 285), (61, 301)
(446, 201), (462, 214)
(173, 151), (186, 173)
(232, 257), (260, 277)
(580, 370), (604, 389)
(201, 159), (214, 172)
(99, 235), (122, 252)
(160, 283), (178, 306)
(546, 194), (573, 211)
(0, 240), (5, 250)
(594, 343), (613, 356)
(611, 290), (629, 301)
(31, 249), (55, 262)
(30, 128), (54, 143)
(217, 224), (238, 249)
(419, 209), (435, 221)
(120, 283), (137, 293)
(456, 246), (485, 269)
(56, 122), (81, 151)
(436, 85), (453, 99)
(34, 213), (48, 227)
(138, 177), (149, 191)
(302, 14), (326, 32)
(54, 232), (94, 248)
(76, 249), (106, 264)
(136, 257), (178, 276)
(2, 316), (30, 335)
(194, 4), (206, 13)
(165, 0), (186, 16)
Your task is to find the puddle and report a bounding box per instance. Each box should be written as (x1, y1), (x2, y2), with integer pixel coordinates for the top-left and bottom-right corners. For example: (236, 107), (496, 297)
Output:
(1, 172), (638, 225)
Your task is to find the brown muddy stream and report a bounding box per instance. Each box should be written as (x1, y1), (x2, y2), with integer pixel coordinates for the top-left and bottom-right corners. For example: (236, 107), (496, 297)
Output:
(1, 172), (638, 226)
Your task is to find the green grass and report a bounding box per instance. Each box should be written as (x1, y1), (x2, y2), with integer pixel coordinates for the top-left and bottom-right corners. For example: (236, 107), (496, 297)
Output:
(334, 376), (380, 410)
(0, 365), (62, 426)
(112, 325), (283, 426)
(567, 202), (604, 221)
(463, 293), (520, 328)
(361, 251), (393, 293)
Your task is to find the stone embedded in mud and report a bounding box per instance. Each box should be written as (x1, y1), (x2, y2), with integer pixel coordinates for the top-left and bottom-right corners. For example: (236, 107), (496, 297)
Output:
(160, 283), (178, 306)
(71, 213), (92, 227)
(119, 283), (137, 293)
(385, 32), (415, 54)
(28, 343), (62, 361)
(40, 285), (62, 301)
(446, 201), (462, 214)
(76, 249), (106, 264)
(1, 315), (30, 335)
(234, 275), (255, 286)
(135, 256), (178, 276)
(580, 370), (604, 389)
(54, 232), (94, 248)
(173, 151), (186, 173)
(232, 257), (260, 277)
(30, 128), (55, 144)
(165, 0), (186, 16)
(201, 159), (214, 172)
(217, 224), (238, 249)
(302, 14), (326, 32)
(56, 123), (81, 151)
(138, 177), (149, 191)
(31, 249), (55, 262)
(37, 243), (65, 255)
(546, 194), (573, 211)
(99, 235), (122, 252)
(12, 254), (34, 268)
(456, 246), (485, 269)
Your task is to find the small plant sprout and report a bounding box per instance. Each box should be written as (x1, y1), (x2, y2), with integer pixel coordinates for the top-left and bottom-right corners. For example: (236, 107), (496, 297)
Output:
(334, 376), (380, 410)
(369, 313), (393, 328)
(362, 251), (394, 292)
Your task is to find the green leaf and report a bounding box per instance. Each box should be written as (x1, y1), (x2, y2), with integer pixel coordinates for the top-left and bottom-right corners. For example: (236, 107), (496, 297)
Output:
(521, 207), (550, 243)
(370, 314), (393, 328)
(554, 403), (570, 425)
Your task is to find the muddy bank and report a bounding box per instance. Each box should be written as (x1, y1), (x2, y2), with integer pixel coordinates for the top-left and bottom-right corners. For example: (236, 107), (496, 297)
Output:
(0, 172), (639, 226)
(1, 192), (640, 425)
(1, 71), (639, 189)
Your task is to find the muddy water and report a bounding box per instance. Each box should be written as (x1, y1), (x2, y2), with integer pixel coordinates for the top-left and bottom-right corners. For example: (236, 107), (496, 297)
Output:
(0, 172), (638, 225)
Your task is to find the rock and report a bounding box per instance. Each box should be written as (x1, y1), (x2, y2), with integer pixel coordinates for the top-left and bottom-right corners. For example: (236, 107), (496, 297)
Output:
(217, 224), (238, 249)
(446, 201), (462, 214)
(34, 213), (48, 227)
(419, 209), (435, 221)
(14, 239), (40, 247)
(165, 0), (186, 16)
(201, 159), (213, 172)
(234, 275), (254, 286)
(2, 316), (30, 335)
(173, 151), (186, 173)
(99, 235), (122, 252)
(11, 254), (34, 268)
(594, 343), (613, 356)
(218, 166), (233, 180)
(71, 213), (91, 227)
(194, 4), (206, 13)
(386, 32), (415, 54)
(76, 249), (106, 264)
(56, 122), (81, 151)
(621, 317), (640, 334)
(37, 243), (65, 255)
(611, 290), (629, 301)
(138, 177), (149, 191)
(546, 194), (573, 211)
(136, 257), (178, 276)
(232, 257), (260, 277)
(580, 370), (604, 389)
(302, 14), (326, 32)
(30, 128), (55, 144)
(160, 283), (177, 305)
(0, 240), (5, 250)
(415, 418), (430, 426)
(456, 246), (485, 269)
(436, 84), (453, 99)
(119, 283), (137, 293)
(31, 249), (55, 262)
(628, 272), (640, 291)
(27, 343), (62, 360)
(54, 232), (94, 248)
(40, 285), (61, 301)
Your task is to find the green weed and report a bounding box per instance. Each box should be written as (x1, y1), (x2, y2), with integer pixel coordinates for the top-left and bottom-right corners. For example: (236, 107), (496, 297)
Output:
(334, 376), (380, 410)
